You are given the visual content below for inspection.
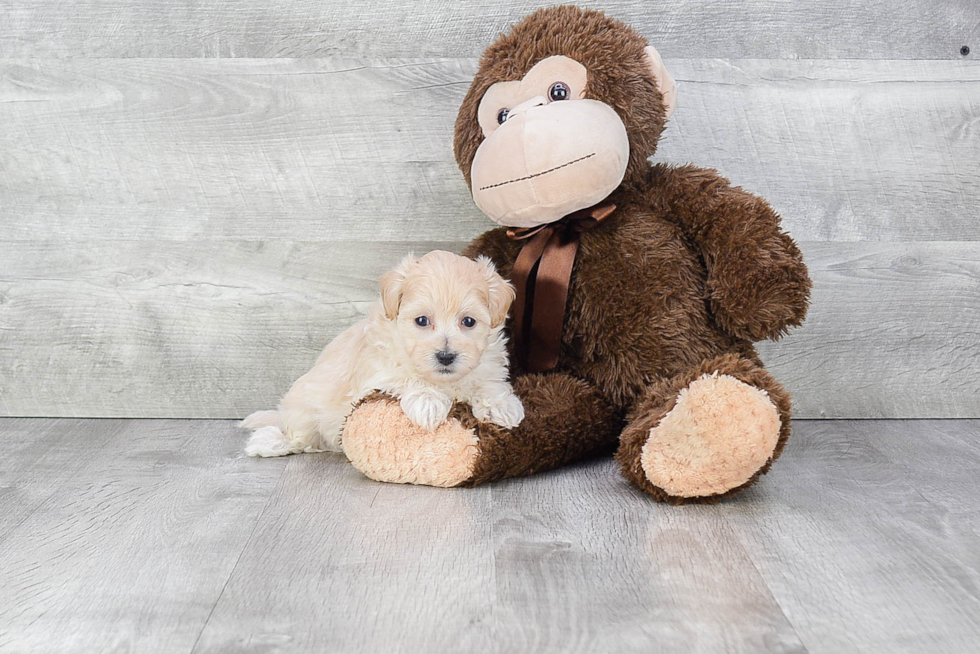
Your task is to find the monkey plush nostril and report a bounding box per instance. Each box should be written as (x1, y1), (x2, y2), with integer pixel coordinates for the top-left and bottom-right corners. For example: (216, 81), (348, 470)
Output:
(435, 351), (457, 366)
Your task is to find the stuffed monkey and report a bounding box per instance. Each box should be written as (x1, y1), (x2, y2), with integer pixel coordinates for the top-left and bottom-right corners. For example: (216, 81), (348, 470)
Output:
(342, 6), (811, 503)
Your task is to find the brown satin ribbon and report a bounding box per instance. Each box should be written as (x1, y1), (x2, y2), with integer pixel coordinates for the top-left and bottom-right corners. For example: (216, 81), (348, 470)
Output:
(507, 202), (616, 373)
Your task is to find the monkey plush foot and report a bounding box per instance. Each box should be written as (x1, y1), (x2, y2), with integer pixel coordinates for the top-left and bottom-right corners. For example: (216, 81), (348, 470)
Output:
(641, 373), (780, 498)
(617, 355), (792, 503)
(343, 395), (480, 488)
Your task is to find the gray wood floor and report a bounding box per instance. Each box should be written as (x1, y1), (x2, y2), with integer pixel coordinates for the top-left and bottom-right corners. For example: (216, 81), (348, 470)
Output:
(1, 419), (979, 653)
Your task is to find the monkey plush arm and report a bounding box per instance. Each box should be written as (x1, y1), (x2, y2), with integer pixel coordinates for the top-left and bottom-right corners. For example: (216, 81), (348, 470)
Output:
(654, 164), (812, 341)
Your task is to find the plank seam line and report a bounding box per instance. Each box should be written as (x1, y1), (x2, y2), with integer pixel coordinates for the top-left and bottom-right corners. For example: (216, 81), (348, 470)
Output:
(728, 521), (812, 653)
(188, 459), (288, 654)
(489, 484), (498, 643)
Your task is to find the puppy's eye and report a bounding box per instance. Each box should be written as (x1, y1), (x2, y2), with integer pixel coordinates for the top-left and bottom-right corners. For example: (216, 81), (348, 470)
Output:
(461, 316), (476, 328)
(496, 108), (509, 124)
(549, 82), (570, 102)
(414, 316), (429, 327)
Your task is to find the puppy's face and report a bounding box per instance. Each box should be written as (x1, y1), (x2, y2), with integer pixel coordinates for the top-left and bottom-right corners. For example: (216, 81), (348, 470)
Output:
(380, 251), (515, 384)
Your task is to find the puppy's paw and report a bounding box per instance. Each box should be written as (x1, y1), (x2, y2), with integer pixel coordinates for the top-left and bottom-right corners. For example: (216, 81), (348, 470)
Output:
(400, 390), (453, 432)
(473, 392), (525, 429)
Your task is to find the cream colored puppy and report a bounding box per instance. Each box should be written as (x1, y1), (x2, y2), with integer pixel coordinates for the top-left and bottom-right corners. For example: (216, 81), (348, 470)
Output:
(242, 250), (524, 457)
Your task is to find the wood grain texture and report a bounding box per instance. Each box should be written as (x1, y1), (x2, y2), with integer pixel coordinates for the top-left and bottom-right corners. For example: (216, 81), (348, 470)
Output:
(0, 419), (286, 653)
(867, 420), (980, 517)
(0, 58), (477, 243)
(1, 418), (979, 652)
(2, 58), (978, 418)
(0, 418), (133, 542)
(757, 241), (980, 419)
(1, 240), (976, 419)
(192, 451), (495, 653)
(1, 59), (978, 243)
(489, 464), (806, 652)
(726, 420), (980, 651)
(2, 0), (978, 59)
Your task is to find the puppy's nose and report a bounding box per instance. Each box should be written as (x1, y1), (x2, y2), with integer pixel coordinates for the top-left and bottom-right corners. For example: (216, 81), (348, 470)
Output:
(435, 350), (457, 366)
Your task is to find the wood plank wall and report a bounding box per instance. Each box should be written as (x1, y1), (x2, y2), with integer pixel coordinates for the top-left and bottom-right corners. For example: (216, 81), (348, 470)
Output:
(1, 2), (978, 418)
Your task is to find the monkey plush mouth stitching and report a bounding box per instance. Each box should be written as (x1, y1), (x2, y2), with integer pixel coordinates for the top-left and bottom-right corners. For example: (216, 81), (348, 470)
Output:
(479, 152), (596, 191)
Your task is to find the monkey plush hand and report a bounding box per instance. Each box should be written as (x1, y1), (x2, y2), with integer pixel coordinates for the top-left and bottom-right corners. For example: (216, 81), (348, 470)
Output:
(342, 6), (810, 502)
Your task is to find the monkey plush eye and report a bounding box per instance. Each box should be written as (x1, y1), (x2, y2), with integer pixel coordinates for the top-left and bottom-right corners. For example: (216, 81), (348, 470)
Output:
(549, 82), (570, 101)
(496, 108), (509, 124)
(461, 316), (476, 328)
(415, 316), (429, 327)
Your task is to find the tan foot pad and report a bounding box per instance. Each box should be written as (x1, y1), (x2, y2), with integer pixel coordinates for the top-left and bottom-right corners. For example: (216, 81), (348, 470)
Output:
(641, 373), (780, 498)
(343, 399), (479, 487)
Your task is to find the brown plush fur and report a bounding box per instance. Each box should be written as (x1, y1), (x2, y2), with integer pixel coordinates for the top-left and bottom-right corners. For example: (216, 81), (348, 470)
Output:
(351, 6), (811, 502)
(464, 372), (623, 485)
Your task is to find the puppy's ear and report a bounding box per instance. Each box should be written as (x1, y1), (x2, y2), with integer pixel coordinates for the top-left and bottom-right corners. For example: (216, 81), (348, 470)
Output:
(477, 256), (516, 328)
(380, 254), (416, 320)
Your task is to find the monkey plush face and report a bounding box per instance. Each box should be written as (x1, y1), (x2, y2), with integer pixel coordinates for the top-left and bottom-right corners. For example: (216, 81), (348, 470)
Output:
(454, 6), (676, 228)
(471, 56), (630, 227)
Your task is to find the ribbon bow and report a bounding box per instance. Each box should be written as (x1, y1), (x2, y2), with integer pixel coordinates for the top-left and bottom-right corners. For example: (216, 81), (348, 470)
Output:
(506, 202), (617, 373)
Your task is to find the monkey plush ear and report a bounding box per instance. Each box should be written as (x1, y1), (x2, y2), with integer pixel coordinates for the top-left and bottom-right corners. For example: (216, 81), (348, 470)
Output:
(380, 254), (416, 320)
(477, 256), (516, 328)
(644, 45), (676, 120)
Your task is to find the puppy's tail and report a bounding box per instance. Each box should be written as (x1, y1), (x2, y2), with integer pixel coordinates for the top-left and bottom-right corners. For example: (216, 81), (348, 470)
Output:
(240, 409), (281, 430)
(245, 426), (299, 457)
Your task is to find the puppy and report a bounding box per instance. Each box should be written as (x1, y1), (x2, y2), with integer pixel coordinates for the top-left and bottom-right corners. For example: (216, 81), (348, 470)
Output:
(242, 250), (524, 457)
